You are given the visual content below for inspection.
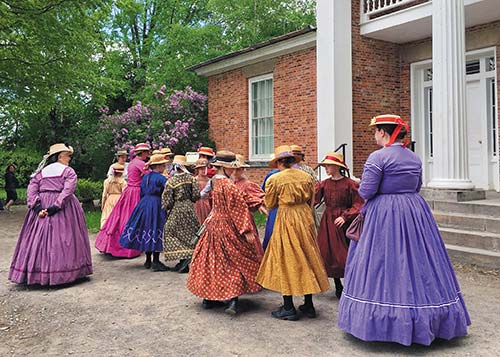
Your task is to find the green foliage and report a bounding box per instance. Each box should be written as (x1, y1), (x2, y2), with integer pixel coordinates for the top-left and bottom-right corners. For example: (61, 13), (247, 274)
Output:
(253, 211), (267, 229)
(75, 179), (103, 202)
(0, 148), (43, 187)
(85, 210), (102, 233)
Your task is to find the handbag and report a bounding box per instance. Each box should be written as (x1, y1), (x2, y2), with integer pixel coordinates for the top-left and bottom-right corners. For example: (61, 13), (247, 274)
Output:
(346, 213), (364, 242)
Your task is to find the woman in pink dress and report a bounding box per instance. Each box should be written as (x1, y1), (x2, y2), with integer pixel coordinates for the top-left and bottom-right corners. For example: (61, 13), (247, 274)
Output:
(9, 143), (93, 286)
(95, 143), (151, 258)
(232, 154), (267, 257)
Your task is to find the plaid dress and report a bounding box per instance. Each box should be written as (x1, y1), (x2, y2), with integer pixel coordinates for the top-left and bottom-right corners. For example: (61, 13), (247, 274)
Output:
(162, 172), (200, 261)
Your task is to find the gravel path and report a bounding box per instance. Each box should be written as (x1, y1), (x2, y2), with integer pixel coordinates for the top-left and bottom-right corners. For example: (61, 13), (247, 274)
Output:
(1, 206), (500, 356)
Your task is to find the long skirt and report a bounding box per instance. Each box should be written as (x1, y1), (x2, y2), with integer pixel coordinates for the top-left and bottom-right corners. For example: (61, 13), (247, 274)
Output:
(338, 193), (471, 346)
(9, 193), (93, 285)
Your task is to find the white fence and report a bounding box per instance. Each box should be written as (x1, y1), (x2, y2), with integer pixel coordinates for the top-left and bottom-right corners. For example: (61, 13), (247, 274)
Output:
(361, 0), (429, 23)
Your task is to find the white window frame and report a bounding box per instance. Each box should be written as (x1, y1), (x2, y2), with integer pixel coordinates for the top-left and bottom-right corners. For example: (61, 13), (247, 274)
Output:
(248, 73), (274, 161)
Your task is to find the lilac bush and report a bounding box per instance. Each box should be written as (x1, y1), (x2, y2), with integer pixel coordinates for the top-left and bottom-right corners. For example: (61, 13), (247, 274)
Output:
(99, 86), (210, 155)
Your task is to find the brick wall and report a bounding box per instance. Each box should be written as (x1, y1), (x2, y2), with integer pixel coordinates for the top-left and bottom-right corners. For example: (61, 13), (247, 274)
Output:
(206, 47), (317, 184)
(351, 0), (402, 177)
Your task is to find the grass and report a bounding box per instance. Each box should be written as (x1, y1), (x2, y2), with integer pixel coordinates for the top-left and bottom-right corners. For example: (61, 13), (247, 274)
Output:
(85, 210), (102, 234)
(254, 211), (267, 228)
(0, 188), (27, 203)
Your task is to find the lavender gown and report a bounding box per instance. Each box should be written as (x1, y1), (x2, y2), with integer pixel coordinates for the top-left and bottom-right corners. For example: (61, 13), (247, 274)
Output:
(338, 144), (470, 346)
(9, 164), (93, 285)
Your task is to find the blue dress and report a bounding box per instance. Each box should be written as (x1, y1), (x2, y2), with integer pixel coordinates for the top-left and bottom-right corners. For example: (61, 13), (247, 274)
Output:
(119, 171), (167, 252)
(338, 144), (470, 346)
(261, 169), (279, 251)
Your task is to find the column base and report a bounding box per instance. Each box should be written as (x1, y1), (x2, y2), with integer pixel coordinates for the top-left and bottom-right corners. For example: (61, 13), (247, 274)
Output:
(420, 188), (485, 202)
(427, 178), (475, 190)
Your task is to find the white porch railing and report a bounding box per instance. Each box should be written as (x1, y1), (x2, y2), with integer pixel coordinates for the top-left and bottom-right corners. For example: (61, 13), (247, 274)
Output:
(361, 0), (430, 23)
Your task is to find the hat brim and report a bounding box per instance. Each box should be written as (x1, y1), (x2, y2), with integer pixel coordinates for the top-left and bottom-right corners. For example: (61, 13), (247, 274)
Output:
(319, 160), (348, 170)
(148, 160), (169, 166)
(269, 153), (294, 168)
(212, 161), (236, 168)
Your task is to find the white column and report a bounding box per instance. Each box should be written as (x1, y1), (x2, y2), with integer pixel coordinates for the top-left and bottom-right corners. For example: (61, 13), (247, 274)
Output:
(428, 0), (474, 189)
(316, 0), (353, 176)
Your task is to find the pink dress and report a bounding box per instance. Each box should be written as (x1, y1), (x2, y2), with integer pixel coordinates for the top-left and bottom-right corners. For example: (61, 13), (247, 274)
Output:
(233, 176), (265, 258)
(9, 164), (93, 285)
(94, 157), (149, 258)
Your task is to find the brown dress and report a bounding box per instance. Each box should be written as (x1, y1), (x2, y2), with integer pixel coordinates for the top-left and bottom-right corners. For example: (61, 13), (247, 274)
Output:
(314, 177), (363, 278)
(187, 175), (262, 300)
(162, 172), (200, 261)
(233, 176), (265, 258)
(194, 174), (211, 224)
(100, 176), (127, 228)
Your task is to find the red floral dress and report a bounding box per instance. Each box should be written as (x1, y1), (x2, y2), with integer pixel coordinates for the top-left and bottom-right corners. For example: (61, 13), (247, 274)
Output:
(314, 177), (363, 278)
(187, 175), (262, 300)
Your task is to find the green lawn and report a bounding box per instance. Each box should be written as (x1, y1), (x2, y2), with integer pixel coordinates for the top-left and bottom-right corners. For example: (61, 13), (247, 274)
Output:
(85, 210), (102, 234)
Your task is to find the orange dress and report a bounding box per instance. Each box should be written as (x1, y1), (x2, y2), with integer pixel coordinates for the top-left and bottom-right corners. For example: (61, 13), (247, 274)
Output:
(100, 176), (127, 228)
(233, 176), (265, 257)
(187, 175), (262, 300)
(194, 174), (211, 224)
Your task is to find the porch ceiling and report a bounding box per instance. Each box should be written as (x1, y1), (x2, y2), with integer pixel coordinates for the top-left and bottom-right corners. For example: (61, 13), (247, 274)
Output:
(361, 0), (500, 44)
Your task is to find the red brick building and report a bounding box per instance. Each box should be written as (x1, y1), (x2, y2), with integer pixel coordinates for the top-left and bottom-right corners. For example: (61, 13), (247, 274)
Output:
(190, 0), (500, 191)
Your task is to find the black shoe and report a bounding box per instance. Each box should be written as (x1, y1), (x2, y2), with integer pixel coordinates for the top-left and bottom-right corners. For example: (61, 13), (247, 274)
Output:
(177, 258), (190, 274)
(271, 306), (299, 321)
(151, 261), (170, 272)
(202, 299), (214, 309)
(225, 298), (238, 315)
(172, 261), (182, 271)
(298, 304), (317, 318)
(144, 260), (152, 269)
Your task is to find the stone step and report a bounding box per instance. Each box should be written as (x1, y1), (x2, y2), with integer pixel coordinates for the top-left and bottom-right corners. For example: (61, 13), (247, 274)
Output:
(434, 211), (500, 234)
(439, 227), (500, 252)
(445, 244), (500, 269)
(431, 200), (500, 218)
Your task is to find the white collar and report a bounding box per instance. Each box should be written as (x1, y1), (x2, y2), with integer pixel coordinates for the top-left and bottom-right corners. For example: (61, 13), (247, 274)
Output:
(41, 162), (67, 178)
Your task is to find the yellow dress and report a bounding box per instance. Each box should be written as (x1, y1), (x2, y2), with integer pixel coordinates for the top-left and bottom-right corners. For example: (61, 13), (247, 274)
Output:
(100, 177), (127, 228)
(256, 168), (330, 296)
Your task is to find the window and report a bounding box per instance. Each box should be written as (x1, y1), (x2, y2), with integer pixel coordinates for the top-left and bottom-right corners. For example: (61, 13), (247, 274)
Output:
(487, 57), (496, 72)
(249, 75), (274, 159)
(487, 78), (497, 157)
(466, 60), (480, 75)
(424, 87), (433, 158)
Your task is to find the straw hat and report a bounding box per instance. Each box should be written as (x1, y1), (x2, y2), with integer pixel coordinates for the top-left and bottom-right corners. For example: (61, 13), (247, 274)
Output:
(234, 154), (250, 168)
(159, 147), (174, 156)
(290, 144), (304, 155)
(49, 143), (74, 156)
(319, 152), (348, 170)
(172, 155), (187, 166)
(194, 159), (209, 169)
(115, 150), (127, 157)
(147, 154), (169, 167)
(197, 146), (215, 157)
(133, 143), (151, 153)
(269, 145), (295, 168)
(211, 150), (237, 168)
(369, 114), (405, 127)
(111, 163), (125, 172)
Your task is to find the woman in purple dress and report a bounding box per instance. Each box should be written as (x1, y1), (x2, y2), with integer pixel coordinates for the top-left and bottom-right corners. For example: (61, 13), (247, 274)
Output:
(9, 143), (93, 286)
(338, 115), (470, 346)
(95, 143), (150, 258)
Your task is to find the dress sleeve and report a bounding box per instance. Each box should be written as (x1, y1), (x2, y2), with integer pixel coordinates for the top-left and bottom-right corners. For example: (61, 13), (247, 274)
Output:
(264, 177), (279, 209)
(162, 181), (175, 211)
(359, 152), (383, 201)
(190, 177), (201, 203)
(314, 180), (325, 206)
(243, 181), (265, 211)
(54, 168), (77, 208)
(341, 180), (364, 221)
(27, 174), (41, 209)
(226, 182), (253, 235)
